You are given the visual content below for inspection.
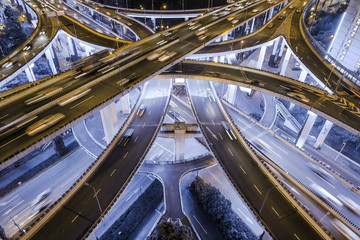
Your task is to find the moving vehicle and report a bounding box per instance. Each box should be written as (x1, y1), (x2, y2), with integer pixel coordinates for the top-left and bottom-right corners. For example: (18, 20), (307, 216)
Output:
(39, 29), (46, 35)
(0, 115), (38, 138)
(331, 219), (360, 240)
(221, 121), (237, 140)
(198, 34), (207, 41)
(2, 61), (14, 69)
(25, 87), (63, 105)
(287, 92), (309, 103)
(338, 195), (360, 215)
(31, 189), (52, 206)
(58, 89), (91, 106)
(26, 113), (65, 136)
(307, 162), (335, 183)
(136, 104), (146, 117)
(195, 27), (207, 36)
(168, 110), (184, 122)
(119, 128), (134, 146)
(23, 44), (32, 51)
(310, 183), (343, 207)
(296, 9), (302, 13)
(33, 199), (53, 214)
(158, 51), (176, 62)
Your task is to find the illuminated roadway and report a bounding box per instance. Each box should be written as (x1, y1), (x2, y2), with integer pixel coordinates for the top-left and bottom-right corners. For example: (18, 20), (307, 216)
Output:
(1, 0), (360, 238)
(187, 78), (323, 240)
(0, 0), (289, 164)
(195, 0), (360, 109)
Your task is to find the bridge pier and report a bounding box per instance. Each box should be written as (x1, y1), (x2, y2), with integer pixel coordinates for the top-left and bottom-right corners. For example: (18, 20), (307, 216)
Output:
(119, 94), (130, 114)
(275, 38), (286, 64)
(226, 84), (237, 104)
(111, 21), (118, 33)
(151, 18), (156, 31)
(279, 47), (291, 76)
(298, 67), (307, 82)
(256, 45), (267, 69)
(83, 44), (93, 57)
(24, 64), (36, 82)
(295, 111), (317, 148)
(45, 48), (58, 75)
(250, 18), (255, 33)
(100, 102), (119, 144)
(314, 120), (333, 149)
(267, 8), (274, 21)
(66, 36), (76, 56)
(268, 38), (279, 67)
(174, 124), (186, 161)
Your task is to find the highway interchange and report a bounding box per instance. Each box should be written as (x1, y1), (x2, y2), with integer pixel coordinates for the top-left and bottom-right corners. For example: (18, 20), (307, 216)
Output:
(1, 0), (360, 239)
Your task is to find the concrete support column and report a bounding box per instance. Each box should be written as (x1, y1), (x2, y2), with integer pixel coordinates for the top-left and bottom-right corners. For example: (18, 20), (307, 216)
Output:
(250, 18), (255, 33)
(84, 45), (93, 56)
(298, 67), (308, 82)
(174, 124), (186, 161)
(120, 94), (130, 114)
(151, 18), (156, 31)
(245, 21), (250, 35)
(66, 36), (75, 56)
(268, 8), (274, 21)
(256, 45), (267, 70)
(226, 84), (237, 104)
(24, 63), (36, 82)
(111, 21), (117, 33)
(184, 17), (189, 21)
(268, 38), (279, 67)
(219, 55), (225, 63)
(314, 120), (333, 149)
(277, 38), (286, 58)
(279, 47), (291, 76)
(100, 102), (119, 144)
(45, 48), (58, 75)
(263, 11), (268, 25)
(295, 111), (317, 148)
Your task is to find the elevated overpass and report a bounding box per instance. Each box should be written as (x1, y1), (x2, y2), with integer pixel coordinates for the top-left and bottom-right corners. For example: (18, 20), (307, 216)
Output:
(194, 0), (360, 108)
(0, 0), (289, 165)
(1, 0), (359, 239)
(0, 0), (133, 89)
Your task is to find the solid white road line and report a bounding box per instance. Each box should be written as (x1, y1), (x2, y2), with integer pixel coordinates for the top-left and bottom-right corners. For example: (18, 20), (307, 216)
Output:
(193, 215), (208, 234)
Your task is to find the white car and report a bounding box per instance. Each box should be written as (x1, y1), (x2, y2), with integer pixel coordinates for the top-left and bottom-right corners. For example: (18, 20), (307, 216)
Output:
(2, 61), (14, 69)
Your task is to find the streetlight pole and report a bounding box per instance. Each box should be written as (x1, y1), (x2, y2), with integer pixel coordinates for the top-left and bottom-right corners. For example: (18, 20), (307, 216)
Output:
(84, 182), (102, 214)
(160, 5), (166, 30)
(325, 63), (335, 87)
(319, 212), (330, 223)
(334, 142), (346, 161)
(10, 217), (25, 233)
(259, 185), (278, 213)
(335, 75), (344, 93)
